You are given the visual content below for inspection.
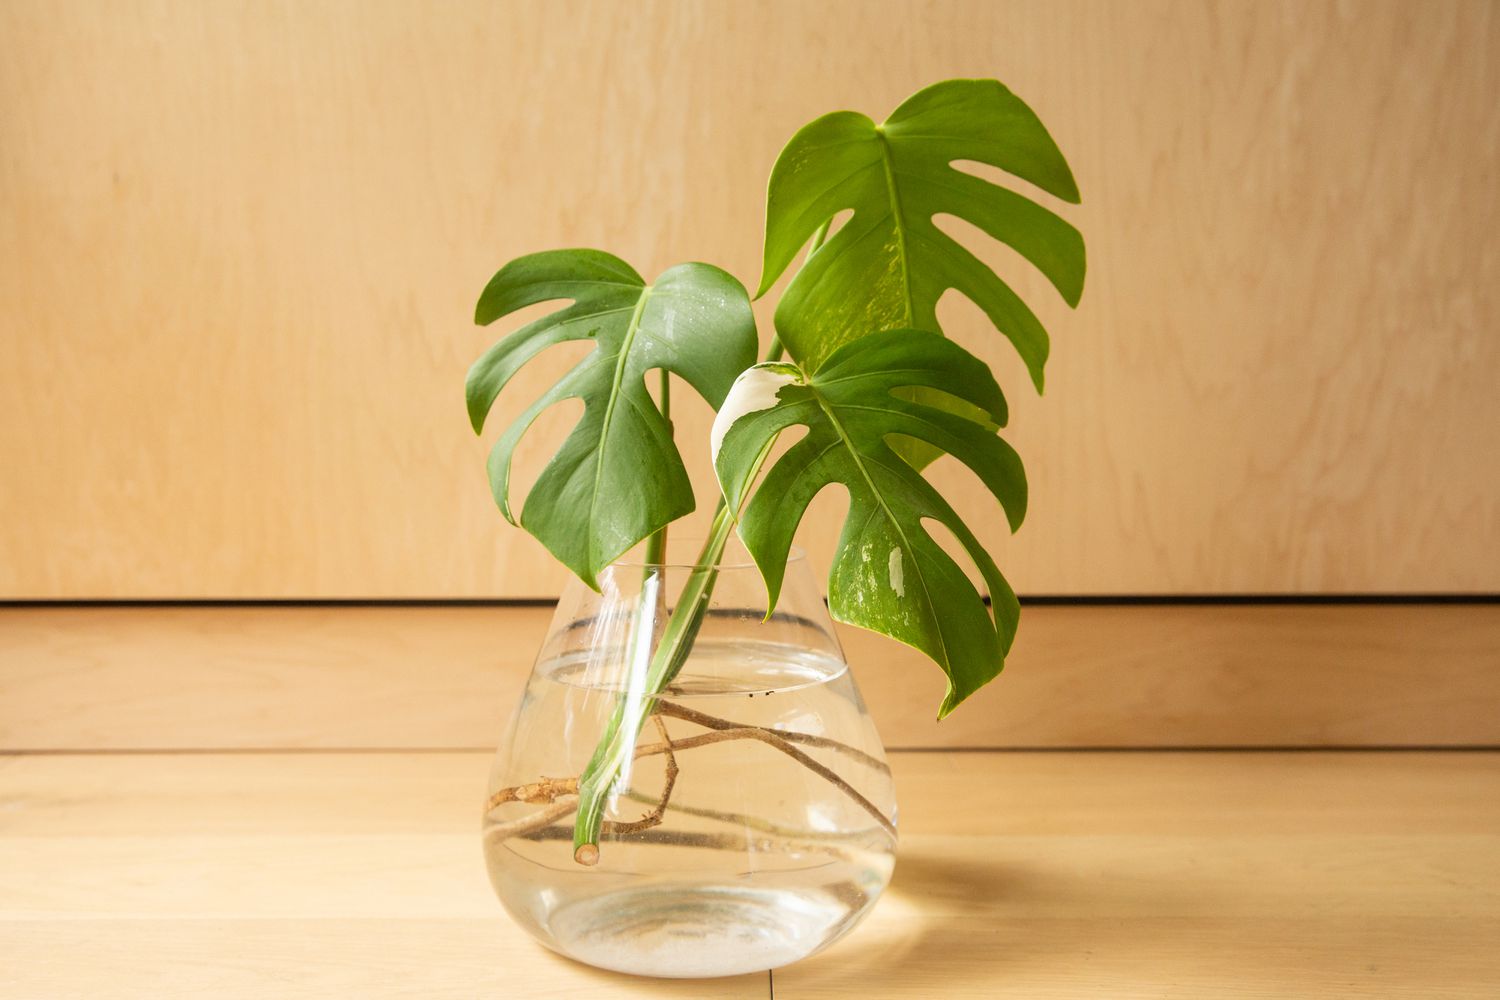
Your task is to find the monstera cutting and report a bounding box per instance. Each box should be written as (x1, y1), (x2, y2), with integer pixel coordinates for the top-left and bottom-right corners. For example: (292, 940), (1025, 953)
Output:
(471, 78), (1085, 873)
(758, 78), (1083, 384)
(712, 329), (1026, 718)
(467, 251), (756, 588)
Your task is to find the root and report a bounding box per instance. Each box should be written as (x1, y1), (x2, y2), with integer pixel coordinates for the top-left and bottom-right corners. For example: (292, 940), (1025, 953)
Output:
(654, 699), (890, 775)
(483, 704), (896, 850)
(629, 725), (895, 840)
(483, 796), (578, 843)
(509, 821), (862, 864)
(483, 775), (578, 814)
(602, 714), (679, 836)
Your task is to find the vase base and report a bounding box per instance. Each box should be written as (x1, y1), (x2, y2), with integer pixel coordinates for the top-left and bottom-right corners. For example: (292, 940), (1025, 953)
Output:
(543, 883), (857, 978)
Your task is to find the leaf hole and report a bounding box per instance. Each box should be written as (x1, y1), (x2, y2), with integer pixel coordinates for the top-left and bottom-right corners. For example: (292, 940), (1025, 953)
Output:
(799, 478), (851, 586)
(820, 207), (855, 244)
(729, 420), (811, 509)
(931, 212), (1072, 338)
(933, 287), (1036, 404)
(950, 158), (1077, 214)
(918, 515), (991, 607)
(499, 395), (586, 521)
(887, 384), (1002, 430)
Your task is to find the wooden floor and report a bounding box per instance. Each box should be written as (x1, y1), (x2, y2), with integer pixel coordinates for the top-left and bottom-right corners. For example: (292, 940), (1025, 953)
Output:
(2, 750), (1496, 998)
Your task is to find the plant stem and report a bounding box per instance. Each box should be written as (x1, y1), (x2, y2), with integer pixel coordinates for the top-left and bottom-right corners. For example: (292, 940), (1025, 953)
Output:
(569, 221), (833, 865)
(642, 371), (671, 571)
(641, 372), (671, 634)
(570, 502), (736, 863)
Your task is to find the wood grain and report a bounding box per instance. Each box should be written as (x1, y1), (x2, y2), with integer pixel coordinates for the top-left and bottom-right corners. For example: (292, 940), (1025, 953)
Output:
(1, 0), (1497, 598)
(3, 603), (1496, 751)
(2, 750), (1495, 996)
(0, 747), (766, 996)
(784, 751), (1500, 998)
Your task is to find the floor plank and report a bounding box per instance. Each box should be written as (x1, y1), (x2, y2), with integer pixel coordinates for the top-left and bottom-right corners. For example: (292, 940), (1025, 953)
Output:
(2, 752), (1496, 997)
(0, 751), (766, 998)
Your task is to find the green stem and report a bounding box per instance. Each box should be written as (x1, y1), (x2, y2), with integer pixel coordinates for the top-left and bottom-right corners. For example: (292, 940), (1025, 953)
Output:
(642, 371), (670, 576)
(571, 504), (736, 864)
(569, 222), (831, 864)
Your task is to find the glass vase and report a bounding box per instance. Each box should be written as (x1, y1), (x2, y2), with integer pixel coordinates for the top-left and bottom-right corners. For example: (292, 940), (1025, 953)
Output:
(481, 541), (898, 978)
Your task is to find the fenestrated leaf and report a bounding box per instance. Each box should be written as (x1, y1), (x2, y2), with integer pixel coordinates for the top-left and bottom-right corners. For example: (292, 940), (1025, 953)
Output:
(469, 248), (756, 589)
(758, 78), (1084, 466)
(712, 328), (1026, 718)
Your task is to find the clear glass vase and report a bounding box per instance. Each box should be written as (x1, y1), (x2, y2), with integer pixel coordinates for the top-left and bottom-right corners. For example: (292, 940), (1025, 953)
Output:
(481, 541), (898, 978)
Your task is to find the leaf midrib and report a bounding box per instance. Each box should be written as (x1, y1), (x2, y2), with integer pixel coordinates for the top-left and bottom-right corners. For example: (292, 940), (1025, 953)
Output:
(875, 130), (916, 327)
(810, 387), (950, 670)
(586, 285), (654, 570)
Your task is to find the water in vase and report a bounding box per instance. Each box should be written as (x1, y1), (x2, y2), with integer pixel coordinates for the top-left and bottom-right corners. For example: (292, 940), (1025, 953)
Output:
(483, 632), (898, 979)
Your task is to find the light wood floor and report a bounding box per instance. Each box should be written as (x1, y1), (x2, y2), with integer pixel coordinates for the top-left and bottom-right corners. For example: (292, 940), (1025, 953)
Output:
(2, 749), (1495, 998)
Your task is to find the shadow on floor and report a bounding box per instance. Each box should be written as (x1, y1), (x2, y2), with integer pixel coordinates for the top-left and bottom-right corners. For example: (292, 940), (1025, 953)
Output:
(774, 843), (1192, 994)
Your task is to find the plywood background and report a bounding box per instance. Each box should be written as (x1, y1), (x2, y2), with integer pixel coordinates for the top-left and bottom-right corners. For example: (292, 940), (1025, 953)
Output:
(2, 0), (1497, 599)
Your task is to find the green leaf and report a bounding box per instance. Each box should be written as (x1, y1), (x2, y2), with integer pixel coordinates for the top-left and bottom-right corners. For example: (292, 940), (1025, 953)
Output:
(758, 77), (1084, 393)
(712, 328), (1025, 718)
(469, 248), (756, 589)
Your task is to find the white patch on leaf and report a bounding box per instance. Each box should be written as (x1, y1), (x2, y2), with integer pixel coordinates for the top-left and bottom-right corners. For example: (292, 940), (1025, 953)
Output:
(888, 547), (905, 598)
(710, 366), (797, 465)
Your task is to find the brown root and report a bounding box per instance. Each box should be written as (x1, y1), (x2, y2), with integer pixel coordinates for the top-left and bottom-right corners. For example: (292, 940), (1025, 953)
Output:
(483, 704), (896, 850)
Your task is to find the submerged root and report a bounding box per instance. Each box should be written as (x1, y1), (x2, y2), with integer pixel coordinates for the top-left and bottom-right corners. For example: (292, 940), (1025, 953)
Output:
(654, 699), (891, 775)
(483, 703), (896, 856)
(484, 775), (578, 813)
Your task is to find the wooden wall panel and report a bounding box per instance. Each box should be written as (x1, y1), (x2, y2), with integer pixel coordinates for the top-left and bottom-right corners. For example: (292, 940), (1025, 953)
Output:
(1, 0), (1497, 598)
(3, 604), (1496, 750)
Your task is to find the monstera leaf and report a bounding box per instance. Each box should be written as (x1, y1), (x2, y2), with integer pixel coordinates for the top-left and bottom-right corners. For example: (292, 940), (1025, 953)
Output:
(758, 78), (1084, 392)
(712, 328), (1026, 717)
(469, 249), (756, 589)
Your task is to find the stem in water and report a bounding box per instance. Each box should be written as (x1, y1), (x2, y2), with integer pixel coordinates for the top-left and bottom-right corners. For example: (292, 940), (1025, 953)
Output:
(570, 222), (833, 864)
